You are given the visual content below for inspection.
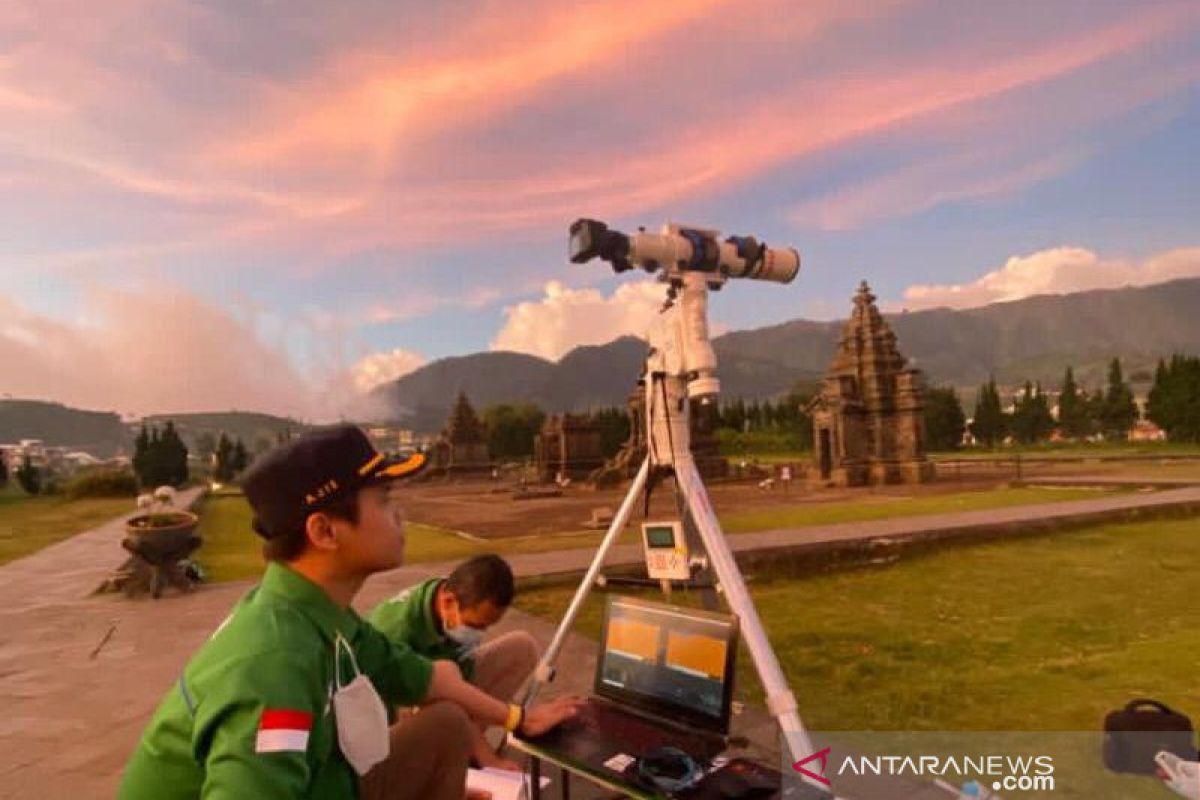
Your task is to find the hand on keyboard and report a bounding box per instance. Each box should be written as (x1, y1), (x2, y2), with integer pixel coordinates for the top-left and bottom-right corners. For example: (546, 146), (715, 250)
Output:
(522, 695), (587, 737)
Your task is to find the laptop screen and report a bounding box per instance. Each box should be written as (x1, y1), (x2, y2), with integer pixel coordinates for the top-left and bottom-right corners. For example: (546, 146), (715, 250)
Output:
(595, 595), (738, 733)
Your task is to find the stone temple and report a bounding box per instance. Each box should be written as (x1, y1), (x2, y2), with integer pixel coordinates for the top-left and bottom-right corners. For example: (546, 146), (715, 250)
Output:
(807, 281), (934, 486)
(588, 387), (728, 487)
(426, 391), (491, 476)
(534, 413), (605, 483)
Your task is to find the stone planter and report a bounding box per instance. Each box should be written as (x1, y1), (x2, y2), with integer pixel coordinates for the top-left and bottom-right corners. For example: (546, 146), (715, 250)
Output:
(114, 511), (202, 598)
(125, 511), (199, 554)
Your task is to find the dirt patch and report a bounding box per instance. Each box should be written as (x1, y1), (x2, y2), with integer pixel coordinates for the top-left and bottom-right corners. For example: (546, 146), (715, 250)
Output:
(398, 471), (1023, 539)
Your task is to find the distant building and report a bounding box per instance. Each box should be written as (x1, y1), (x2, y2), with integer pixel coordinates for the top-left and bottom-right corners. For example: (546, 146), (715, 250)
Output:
(64, 451), (102, 470)
(2, 439), (47, 471)
(1129, 419), (1167, 442)
(1, 440), (113, 475)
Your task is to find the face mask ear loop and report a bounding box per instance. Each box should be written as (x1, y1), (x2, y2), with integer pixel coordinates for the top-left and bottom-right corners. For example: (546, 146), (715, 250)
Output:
(334, 633), (363, 691)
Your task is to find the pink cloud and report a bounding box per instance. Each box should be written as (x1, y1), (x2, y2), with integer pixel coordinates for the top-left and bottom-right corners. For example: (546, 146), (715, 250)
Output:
(790, 149), (1094, 231)
(0, 0), (1194, 278)
(215, 0), (737, 167)
(207, 2), (1195, 254)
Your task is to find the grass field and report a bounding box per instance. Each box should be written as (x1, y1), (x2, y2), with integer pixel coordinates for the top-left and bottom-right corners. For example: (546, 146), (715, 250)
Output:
(0, 484), (133, 566)
(195, 492), (618, 581)
(933, 442), (1200, 460)
(730, 442), (1200, 463)
(717, 485), (1126, 533)
(516, 515), (1200, 734)
(195, 485), (1126, 582)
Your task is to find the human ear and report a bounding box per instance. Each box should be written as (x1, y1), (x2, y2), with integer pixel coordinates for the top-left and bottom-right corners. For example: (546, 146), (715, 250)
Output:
(304, 512), (340, 552)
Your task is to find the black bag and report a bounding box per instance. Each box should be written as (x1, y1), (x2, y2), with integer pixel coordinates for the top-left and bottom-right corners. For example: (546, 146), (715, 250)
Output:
(1103, 698), (1196, 775)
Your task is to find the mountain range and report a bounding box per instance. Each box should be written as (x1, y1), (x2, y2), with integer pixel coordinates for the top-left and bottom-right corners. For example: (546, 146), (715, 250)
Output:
(371, 278), (1200, 430)
(0, 404), (304, 459)
(4, 278), (1198, 447)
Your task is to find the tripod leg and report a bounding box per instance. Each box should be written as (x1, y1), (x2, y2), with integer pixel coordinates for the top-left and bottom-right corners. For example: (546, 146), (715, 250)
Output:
(673, 458), (816, 766)
(517, 458), (652, 705)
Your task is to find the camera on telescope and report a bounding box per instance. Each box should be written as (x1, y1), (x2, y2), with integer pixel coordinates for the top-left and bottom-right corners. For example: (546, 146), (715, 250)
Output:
(568, 218), (800, 285)
(569, 219), (633, 271)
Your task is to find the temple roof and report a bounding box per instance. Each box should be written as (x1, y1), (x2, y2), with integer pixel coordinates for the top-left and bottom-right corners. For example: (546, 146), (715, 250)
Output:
(443, 391), (486, 443)
(828, 280), (909, 379)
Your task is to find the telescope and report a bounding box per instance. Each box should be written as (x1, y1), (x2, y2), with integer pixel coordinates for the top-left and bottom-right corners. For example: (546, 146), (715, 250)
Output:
(528, 219), (826, 792)
(569, 218), (799, 285)
(568, 217), (802, 403)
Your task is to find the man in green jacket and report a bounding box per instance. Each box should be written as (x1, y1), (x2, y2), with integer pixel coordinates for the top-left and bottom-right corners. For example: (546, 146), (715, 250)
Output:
(118, 425), (579, 800)
(369, 555), (539, 770)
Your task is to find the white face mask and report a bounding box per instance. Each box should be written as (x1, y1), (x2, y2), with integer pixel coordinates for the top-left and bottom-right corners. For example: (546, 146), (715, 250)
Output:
(443, 600), (486, 655)
(332, 633), (389, 776)
(445, 622), (485, 656)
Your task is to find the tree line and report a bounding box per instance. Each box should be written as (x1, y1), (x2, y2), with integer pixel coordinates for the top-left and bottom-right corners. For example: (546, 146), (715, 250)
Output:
(133, 422), (190, 487)
(1147, 355), (1200, 443)
(968, 358), (1142, 447)
(133, 424), (251, 487)
(454, 352), (1198, 462)
(478, 403), (631, 461)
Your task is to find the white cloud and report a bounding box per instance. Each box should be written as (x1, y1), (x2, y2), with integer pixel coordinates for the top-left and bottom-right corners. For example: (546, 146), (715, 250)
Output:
(349, 349), (427, 393)
(490, 280), (669, 360)
(900, 245), (1200, 310)
(0, 285), (428, 421)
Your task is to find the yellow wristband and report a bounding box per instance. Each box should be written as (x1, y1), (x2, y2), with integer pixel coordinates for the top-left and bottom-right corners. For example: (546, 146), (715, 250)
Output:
(505, 704), (522, 733)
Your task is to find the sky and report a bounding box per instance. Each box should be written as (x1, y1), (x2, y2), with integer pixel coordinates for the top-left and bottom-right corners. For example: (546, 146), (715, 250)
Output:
(1, 0), (1197, 420)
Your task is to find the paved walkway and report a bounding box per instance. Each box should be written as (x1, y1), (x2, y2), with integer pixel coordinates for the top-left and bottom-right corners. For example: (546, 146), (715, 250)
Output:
(1023, 475), (1200, 488)
(0, 488), (206, 609)
(3, 485), (1198, 799)
(408, 485), (1200, 584)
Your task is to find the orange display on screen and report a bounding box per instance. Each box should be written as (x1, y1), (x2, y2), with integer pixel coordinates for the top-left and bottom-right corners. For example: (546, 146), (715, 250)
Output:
(606, 617), (660, 662)
(665, 632), (727, 679)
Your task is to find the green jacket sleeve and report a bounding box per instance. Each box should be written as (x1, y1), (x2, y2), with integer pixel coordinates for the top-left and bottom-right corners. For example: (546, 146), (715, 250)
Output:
(192, 652), (324, 799)
(357, 622), (435, 707)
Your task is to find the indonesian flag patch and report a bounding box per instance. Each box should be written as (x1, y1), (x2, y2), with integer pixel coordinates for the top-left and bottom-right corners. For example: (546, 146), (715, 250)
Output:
(255, 709), (313, 754)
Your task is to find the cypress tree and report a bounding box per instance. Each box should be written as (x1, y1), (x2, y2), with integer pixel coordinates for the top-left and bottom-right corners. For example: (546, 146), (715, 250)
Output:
(133, 425), (150, 486)
(970, 378), (1006, 447)
(214, 433), (234, 482)
(924, 386), (966, 450)
(232, 438), (249, 476)
(1101, 357), (1138, 440)
(16, 454), (41, 496)
(1058, 367), (1087, 438)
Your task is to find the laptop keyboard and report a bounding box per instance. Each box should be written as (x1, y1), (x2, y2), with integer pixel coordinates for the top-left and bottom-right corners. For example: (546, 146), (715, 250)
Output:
(577, 700), (718, 758)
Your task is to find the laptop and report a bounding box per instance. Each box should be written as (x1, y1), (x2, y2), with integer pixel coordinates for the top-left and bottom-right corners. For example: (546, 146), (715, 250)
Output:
(519, 594), (739, 777)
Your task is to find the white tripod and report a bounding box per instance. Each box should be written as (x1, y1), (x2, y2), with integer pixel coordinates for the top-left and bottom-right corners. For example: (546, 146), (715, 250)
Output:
(519, 269), (832, 797)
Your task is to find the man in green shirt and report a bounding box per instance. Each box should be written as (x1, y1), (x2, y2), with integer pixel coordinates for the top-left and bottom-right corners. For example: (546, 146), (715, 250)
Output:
(118, 425), (580, 800)
(369, 555), (539, 770)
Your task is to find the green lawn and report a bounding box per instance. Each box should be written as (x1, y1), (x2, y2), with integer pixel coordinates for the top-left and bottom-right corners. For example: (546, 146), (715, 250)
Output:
(195, 486), (1125, 582)
(516, 515), (1200, 734)
(729, 443), (1200, 464)
(718, 485), (1124, 533)
(932, 442), (1200, 460)
(195, 493), (617, 582)
(0, 484), (134, 565)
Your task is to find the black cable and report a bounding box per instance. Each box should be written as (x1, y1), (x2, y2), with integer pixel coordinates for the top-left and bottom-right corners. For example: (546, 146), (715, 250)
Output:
(659, 376), (685, 511)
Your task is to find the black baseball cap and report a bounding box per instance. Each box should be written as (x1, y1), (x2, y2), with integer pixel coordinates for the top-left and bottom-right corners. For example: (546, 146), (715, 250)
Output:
(242, 424), (426, 540)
